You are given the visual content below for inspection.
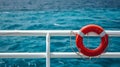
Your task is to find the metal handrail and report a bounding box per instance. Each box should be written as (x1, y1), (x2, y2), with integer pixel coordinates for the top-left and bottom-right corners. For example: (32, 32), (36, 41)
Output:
(0, 30), (120, 67)
(0, 52), (120, 58)
(0, 30), (120, 36)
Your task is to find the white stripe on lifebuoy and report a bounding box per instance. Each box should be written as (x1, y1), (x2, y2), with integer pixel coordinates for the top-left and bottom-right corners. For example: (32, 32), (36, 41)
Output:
(78, 31), (84, 37)
(100, 31), (106, 37)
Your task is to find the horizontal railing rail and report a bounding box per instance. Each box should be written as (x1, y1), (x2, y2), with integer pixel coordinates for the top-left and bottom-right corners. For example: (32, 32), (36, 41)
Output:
(0, 52), (120, 58)
(0, 30), (120, 67)
(0, 30), (120, 36)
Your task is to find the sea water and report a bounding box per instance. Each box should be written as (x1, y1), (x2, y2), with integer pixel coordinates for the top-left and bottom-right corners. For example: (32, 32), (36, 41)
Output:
(0, 8), (120, 67)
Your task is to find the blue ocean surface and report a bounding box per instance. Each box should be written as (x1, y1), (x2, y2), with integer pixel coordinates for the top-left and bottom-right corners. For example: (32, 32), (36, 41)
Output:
(0, 8), (120, 67)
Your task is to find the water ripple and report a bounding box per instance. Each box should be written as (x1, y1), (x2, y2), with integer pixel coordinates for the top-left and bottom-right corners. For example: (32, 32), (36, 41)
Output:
(0, 8), (120, 67)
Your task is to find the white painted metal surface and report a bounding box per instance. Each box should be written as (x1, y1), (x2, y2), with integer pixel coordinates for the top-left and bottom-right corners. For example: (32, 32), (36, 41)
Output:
(46, 33), (50, 67)
(0, 30), (120, 67)
(0, 52), (120, 58)
(0, 30), (120, 36)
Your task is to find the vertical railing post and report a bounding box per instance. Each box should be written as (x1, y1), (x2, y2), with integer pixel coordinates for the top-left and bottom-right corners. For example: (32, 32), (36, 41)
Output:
(46, 33), (50, 67)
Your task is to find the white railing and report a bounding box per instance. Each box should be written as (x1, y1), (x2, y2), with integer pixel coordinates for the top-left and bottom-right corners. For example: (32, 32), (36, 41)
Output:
(0, 30), (120, 67)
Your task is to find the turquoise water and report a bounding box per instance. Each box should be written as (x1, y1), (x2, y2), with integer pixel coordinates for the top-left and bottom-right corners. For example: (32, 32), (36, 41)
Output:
(0, 8), (120, 67)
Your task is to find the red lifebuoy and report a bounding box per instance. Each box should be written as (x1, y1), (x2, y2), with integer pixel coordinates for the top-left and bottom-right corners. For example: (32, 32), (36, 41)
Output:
(76, 24), (108, 57)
